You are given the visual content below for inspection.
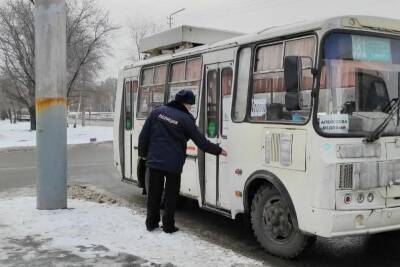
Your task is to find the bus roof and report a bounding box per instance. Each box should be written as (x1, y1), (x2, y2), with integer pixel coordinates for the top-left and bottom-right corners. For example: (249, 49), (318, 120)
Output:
(139, 25), (243, 55)
(123, 15), (400, 70)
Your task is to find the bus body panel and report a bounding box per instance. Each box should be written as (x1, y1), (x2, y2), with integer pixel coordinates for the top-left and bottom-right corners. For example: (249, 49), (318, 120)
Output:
(180, 158), (200, 199)
(228, 122), (313, 222)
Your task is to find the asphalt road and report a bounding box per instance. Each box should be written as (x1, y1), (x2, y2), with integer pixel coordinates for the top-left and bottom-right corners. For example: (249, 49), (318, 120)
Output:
(1, 143), (400, 267)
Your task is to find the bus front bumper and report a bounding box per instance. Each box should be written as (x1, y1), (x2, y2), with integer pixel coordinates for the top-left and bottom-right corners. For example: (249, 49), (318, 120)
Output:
(311, 206), (400, 237)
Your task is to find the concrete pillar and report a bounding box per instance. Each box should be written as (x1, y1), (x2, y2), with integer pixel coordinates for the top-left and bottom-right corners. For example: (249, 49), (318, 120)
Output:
(35, 0), (67, 210)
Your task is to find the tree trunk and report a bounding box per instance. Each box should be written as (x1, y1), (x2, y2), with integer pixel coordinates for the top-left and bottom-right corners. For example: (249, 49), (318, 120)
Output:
(29, 106), (36, 131)
(12, 104), (17, 124)
(8, 108), (12, 124)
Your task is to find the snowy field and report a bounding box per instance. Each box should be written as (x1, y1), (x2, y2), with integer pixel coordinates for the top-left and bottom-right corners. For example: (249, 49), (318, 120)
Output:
(0, 192), (263, 266)
(0, 121), (113, 149)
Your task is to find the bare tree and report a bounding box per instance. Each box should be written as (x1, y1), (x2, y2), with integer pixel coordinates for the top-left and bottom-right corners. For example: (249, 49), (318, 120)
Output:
(96, 77), (117, 112)
(66, 0), (119, 98)
(0, 76), (25, 123)
(0, 0), (35, 129)
(69, 76), (116, 112)
(127, 19), (162, 61)
(0, 78), (12, 121)
(0, 0), (118, 130)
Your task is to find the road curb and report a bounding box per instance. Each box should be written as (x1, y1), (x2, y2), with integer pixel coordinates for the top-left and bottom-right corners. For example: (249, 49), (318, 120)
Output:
(0, 140), (113, 154)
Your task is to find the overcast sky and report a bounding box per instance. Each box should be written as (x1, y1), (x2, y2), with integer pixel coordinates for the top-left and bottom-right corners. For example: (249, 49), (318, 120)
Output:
(97, 0), (400, 79)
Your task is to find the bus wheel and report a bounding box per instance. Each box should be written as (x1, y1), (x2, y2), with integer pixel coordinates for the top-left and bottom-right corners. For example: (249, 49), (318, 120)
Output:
(251, 185), (310, 258)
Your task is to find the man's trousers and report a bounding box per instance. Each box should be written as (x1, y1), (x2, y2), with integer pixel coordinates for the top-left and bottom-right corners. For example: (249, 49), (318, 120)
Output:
(145, 168), (181, 230)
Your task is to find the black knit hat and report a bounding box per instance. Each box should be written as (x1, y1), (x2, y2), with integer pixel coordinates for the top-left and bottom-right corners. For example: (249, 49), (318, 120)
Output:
(175, 90), (196, 105)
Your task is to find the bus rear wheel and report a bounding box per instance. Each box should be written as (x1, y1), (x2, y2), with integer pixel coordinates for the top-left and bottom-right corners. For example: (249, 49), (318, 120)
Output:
(251, 185), (312, 258)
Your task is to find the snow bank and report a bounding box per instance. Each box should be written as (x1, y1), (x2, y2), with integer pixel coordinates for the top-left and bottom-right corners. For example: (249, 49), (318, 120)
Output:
(0, 121), (113, 148)
(0, 196), (263, 266)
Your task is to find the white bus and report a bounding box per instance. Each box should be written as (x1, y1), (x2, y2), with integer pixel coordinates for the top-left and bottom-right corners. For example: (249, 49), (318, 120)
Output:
(114, 16), (400, 258)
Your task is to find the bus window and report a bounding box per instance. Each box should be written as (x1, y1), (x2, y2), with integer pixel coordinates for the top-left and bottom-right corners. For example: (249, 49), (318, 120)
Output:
(255, 44), (283, 72)
(233, 47), (251, 122)
(207, 70), (219, 138)
(142, 68), (153, 86)
(221, 68), (233, 136)
(251, 44), (284, 121)
(154, 64), (167, 84)
(285, 37), (315, 67)
(285, 37), (315, 109)
(124, 81), (132, 130)
(186, 58), (202, 80)
(171, 61), (186, 82)
(137, 65), (166, 119)
(152, 65), (167, 107)
(250, 36), (315, 123)
(168, 58), (202, 117)
(131, 80), (138, 122)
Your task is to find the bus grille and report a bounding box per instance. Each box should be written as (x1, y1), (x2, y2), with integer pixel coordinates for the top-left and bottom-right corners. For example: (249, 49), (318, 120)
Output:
(271, 133), (280, 163)
(339, 164), (353, 190)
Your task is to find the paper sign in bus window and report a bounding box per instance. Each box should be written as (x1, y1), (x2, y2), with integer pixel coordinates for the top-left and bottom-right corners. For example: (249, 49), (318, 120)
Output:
(318, 114), (349, 133)
(251, 98), (267, 118)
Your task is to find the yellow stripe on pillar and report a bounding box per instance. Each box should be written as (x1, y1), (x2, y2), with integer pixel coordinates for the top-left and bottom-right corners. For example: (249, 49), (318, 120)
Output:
(35, 97), (67, 112)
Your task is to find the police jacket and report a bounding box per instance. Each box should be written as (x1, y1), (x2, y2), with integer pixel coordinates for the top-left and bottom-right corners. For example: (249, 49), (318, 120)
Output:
(138, 100), (222, 174)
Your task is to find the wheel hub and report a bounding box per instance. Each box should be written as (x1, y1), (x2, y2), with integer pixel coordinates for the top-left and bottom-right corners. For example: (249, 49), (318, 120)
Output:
(263, 201), (293, 240)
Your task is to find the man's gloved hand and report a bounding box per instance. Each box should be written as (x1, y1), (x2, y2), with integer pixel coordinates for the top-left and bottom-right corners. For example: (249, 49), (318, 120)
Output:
(220, 148), (227, 157)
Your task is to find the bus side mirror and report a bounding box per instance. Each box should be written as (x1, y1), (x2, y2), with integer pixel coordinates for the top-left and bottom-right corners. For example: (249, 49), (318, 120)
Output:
(284, 56), (302, 111)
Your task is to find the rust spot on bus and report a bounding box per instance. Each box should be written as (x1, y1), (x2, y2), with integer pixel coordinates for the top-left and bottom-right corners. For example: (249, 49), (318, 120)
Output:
(35, 97), (67, 112)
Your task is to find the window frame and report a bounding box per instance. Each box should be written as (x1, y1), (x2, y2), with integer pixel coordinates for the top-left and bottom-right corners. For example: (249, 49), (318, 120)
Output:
(136, 64), (167, 120)
(313, 29), (400, 138)
(167, 57), (203, 119)
(231, 33), (318, 125)
(220, 67), (234, 138)
(250, 35), (317, 124)
(232, 46), (253, 123)
(206, 69), (220, 138)
(252, 42), (285, 111)
(135, 56), (204, 120)
(253, 42), (285, 74)
(170, 60), (187, 83)
(123, 79), (133, 131)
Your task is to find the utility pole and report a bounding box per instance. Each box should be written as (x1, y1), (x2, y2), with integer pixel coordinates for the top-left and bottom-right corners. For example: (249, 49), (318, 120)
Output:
(34, 0), (67, 210)
(167, 8), (185, 28)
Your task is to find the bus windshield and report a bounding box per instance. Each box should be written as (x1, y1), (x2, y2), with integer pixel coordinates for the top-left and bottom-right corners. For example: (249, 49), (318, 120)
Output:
(317, 32), (400, 137)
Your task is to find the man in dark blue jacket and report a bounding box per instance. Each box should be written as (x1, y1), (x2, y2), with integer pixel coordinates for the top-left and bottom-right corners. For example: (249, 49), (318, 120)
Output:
(139, 89), (227, 233)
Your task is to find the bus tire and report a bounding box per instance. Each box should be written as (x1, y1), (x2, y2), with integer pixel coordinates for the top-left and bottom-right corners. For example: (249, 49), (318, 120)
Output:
(251, 185), (310, 259)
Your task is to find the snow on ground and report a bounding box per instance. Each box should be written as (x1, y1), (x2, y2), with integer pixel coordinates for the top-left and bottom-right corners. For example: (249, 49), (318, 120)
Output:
(0, 120), (113, 149)
(0, 194), (263, 267)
